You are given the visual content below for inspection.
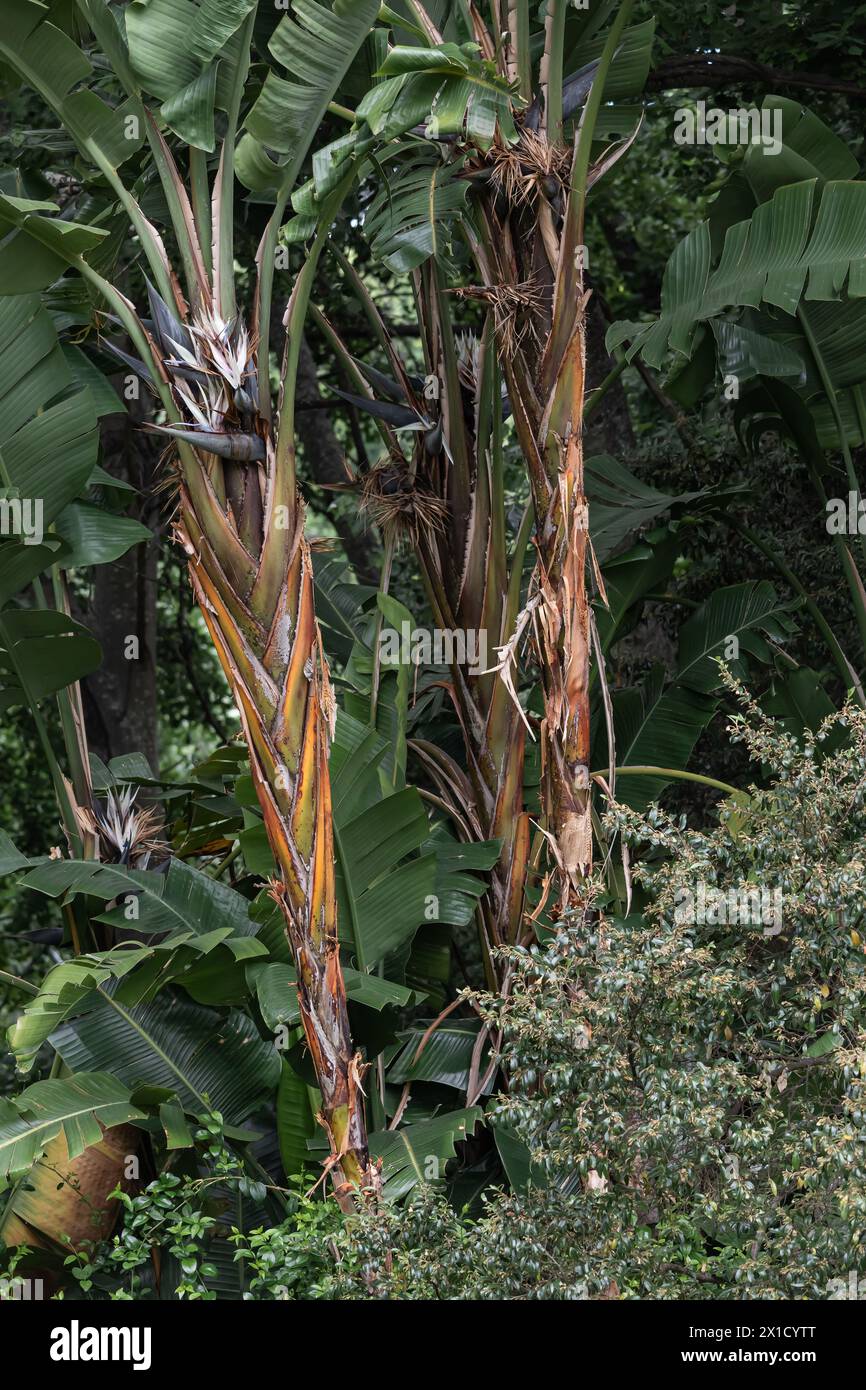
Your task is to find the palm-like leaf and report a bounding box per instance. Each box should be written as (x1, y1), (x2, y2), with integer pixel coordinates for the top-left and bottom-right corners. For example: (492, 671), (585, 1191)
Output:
(359, 145), (468, 272)
(239, 0), (381, 186)
(0, 1072), (144, 1183)
(51, 995), (280, 1123)
(610, 178), (866, 370)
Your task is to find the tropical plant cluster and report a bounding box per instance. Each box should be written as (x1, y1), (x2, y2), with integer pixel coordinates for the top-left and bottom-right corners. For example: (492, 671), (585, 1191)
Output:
(0, 0), (864, 1302)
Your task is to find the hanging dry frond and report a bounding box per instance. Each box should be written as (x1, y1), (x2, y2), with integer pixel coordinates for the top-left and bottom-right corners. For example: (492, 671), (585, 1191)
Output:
(454, 277), (545, 358)
(481, 593), (541, 737)
(487, 128), (570, 207)
(359, 460), (449, 540)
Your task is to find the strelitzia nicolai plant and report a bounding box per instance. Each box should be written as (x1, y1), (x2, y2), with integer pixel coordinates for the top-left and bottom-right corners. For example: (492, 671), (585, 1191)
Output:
(0, 0), (385, 1200)
(0, 0), (657, 1223)
(276, 0), (649, 913)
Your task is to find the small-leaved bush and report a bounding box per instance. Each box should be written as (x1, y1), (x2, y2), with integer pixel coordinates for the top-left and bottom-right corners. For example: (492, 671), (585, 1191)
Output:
(268, 681), (866, 1299)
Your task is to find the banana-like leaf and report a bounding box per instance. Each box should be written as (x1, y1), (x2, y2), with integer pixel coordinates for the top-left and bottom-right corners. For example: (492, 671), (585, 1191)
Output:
(0, 295), (100, 549)
(585, 454), (724, 561)
(247, 959), (418, 1029)
(0, 831), (28, 875)
(0, 194), (108, 296)
(0, 540), (68, 610)
(363, 145), (468, 272)
(388, 1018), (492, 1092)
(0, 1072), (145, 1182)
(51, 994), (281, 1122)
(8, 924), (266, 1072)
(276, 1054), (317, 1180)
(374, 42), (518, 148)
(609, 177), (866, 370)
(126, 0), (256, 149)
(710, 318), (805, 384)
(0, 609), (101, 712)
(601, 581), (799, 808)
(369, 1106), (483, 1200)
(15, 853), (261, 940)
(564, 18), (655, 104)
(53, 502), (151, 568)
(312, 553), (376, 664)
(423, 826), (501, 927)
(612, 99), (866, 451)
(239, 0), (380, 189)
(762, 667), (841, 748)
(285, 20), (523, 215)
(676, 581), (799, 693)
(739, 96), (859, 205)
(342, 592), (416, 791)
(60, 343), (126, 418)
(594, 530), (680, 652)
(331, 711), (499, 965)
(603, 669), (719, 811)
(334, 774), (436, 966)
(0, 2), (145, 172)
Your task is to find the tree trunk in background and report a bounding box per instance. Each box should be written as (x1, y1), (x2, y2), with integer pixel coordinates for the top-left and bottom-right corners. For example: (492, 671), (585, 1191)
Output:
(287, 322), (377, 581)
(79, 388), (163, 776)
(584, 294), (635, 460)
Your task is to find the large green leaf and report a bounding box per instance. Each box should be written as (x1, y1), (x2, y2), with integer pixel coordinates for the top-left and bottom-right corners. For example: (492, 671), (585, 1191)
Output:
(53, 502), (151, 568)
(330, 710), (498, 967)
(0, 608), (101, 712)
(8, 926), (265, 1072)
(334, 774), (436, 966)
(388, 1018), (492, 1092)
(239, 0), (380, 190)
(0, 539), (68, 610)
(710, 317), (805, 384)
(595, 530), (680, 652)
(247, 959), (417, 1029)
(369, 1107), (483, 1200)
(276, 1054), (317, 1181)
(0, 295), (100, 542)
(312, 552), (376, 664)
(740, 96), (859, 205)
(0, 2), (145, 174)
(0, 1072), (146, 1183)
(601, 582), (798, 808)
(564, 17), (655, 104)
(652, 101), (866, 449)
(585, 455), (720, 561)
(371, 42), (518, 149)
(423, 827), (501, 927)
(0, 294), (69, 443)
(341, 590), (418, 792)
(0, 194), (107, 297)
(603, 669), (718, 810)
(51, 994), (280, 1122)
(362, 145), (468, 272)
(126, 0), (256, 149)
(610, 176), (866, 371)
(17, 854), (262, 941)
(676, 581), (799, 693)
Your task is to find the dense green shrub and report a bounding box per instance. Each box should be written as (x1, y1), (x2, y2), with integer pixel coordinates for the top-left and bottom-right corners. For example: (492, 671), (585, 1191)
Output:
(251, 683), (866, 1300)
